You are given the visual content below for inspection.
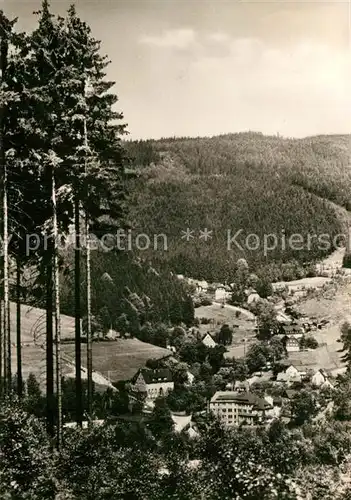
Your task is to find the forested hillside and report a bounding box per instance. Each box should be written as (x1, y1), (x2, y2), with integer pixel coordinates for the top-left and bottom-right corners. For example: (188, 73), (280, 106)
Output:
(57, 250), (195, 339)
(126, 133), (351, 282)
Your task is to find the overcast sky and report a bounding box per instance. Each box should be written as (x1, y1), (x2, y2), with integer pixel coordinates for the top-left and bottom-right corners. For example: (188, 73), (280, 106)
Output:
(3, 0), (351, 139)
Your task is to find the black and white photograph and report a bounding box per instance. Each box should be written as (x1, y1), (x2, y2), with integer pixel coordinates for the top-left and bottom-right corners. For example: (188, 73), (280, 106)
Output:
(0, 0), (350, 498)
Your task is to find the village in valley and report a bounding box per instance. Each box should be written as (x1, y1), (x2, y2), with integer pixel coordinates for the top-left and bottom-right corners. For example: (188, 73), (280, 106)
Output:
(13, 244), (351, 439)
(178, 247), (350, 428)
(39, 245), (351, 434)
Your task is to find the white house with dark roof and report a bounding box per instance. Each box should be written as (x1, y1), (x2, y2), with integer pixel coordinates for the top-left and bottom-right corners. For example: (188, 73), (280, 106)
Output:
(311, 369), (334, 389)
(276, 364), (305, 384)
(202, 332), (217, 348)
(285, 336), (300, 352)
(131, 368), (174, 401)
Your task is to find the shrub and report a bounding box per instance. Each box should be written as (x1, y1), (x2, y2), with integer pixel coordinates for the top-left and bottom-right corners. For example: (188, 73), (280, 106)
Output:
(0, 403), (60, 498)
(302, 335), (319, 350)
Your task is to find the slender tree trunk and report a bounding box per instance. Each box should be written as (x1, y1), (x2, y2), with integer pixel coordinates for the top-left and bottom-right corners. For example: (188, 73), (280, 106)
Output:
(52, 171), (62, 448)
(46, 246), (54, 436)
(84, 113), (93, 420)
(0, 27), (9, 396)
(75, 193), (83, 426)
(0, 294), (2, 397)
(86, 213), (92, 418)
(16, 258), (22, 397)
(6, 288), (10, 393)
(0, 19), (4, 399)
(2, 115), (9, 396)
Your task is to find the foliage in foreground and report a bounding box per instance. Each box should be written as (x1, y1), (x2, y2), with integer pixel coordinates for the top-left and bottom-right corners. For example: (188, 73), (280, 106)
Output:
(2, 401), (351, 500)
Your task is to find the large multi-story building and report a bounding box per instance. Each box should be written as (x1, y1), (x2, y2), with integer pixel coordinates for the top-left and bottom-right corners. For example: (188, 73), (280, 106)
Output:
(210, 391), (272, 427)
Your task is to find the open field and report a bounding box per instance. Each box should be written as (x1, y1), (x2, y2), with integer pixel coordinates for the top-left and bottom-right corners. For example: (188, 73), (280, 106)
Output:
(61, 338), (172, 383)
(9, 302), (114, 389)
(291, 276), (351, 374)
(287, 345), (345, 375)
(273, 276), (332, 293)
(298, 278), (351, 325)
(316, 246), (345, 271)
(10, 344), (76, 390)
(195, 303), (257, 359)
(224, 340), (257, 360)
(9, 301), (75, 345)
(195, 303), (255, 330)
(8, 302), (75, 390)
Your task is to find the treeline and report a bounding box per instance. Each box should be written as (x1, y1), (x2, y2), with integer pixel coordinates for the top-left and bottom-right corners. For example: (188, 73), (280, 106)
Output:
(0, 1), (128, 446)
(125, 132), (350, 178)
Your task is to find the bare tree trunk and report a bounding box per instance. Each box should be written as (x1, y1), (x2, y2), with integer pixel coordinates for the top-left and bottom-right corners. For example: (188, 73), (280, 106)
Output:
(16, 258), (22, 397)
(0, 23), (9, 396)
(45, 166), (55, 438)
(86, 213), (92, 418)
(0, 18), (4, 399)
(52, 171), (62, 449)
(0, 295), (2, 397)
(75, 193), (83, 426)
(46, 241), (54, 436)
(6, 288), (10, 393)
(84, 113), (93, 421)
(2, 111), (9, 396)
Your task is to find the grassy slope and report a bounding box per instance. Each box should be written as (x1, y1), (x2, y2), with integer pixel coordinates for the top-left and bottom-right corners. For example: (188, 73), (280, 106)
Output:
(9, 302), (75, 345)
(61, 339), (171, 383)
(9, 302), (76, 388)
(9, 303), (171, 386)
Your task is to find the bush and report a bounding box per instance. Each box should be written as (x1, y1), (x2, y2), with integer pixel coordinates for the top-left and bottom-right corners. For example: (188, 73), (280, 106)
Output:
(200, 317), (211, 325)
(301, 335), (319, 350)
(0, 403), (61, 498)
(200, 296), (212, 306)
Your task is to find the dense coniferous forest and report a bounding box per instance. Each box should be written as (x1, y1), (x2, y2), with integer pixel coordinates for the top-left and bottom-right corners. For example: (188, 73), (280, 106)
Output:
(125, 133), (351, 281)
(58, 249), (195, 336)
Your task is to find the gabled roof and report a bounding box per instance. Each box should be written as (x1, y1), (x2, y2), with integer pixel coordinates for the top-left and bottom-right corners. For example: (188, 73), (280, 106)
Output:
(202, 332), (216, 342)
(286, 336), (300, 344)
(134, 368), (173, 385)
(283, 363), (300, 371)
(280, 359), (305, 367)
(282, 324), (303, 334)
(314, 368), (330, 380)
(284, 389), (298, 399)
